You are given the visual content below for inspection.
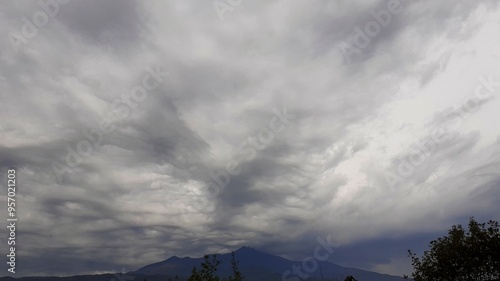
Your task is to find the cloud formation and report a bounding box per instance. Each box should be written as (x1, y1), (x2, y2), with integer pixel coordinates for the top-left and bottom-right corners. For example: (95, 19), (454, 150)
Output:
(1, 0), (500, 277)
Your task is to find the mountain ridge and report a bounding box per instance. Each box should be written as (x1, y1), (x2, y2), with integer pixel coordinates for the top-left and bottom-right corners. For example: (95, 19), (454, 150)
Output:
(0, 247), (407, 281)
(132, 246), (406, 281)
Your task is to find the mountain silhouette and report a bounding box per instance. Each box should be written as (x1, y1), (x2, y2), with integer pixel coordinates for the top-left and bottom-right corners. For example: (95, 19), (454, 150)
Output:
(0, 247), (407, 281)
(132, 246), (406, 281)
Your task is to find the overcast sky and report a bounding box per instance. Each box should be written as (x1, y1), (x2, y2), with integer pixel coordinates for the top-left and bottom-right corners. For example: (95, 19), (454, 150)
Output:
(1, 0), (500, 278)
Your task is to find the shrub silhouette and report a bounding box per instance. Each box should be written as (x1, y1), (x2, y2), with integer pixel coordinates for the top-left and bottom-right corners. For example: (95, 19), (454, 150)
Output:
(187, 252), (243, 281)
(344, 275), (358, 281)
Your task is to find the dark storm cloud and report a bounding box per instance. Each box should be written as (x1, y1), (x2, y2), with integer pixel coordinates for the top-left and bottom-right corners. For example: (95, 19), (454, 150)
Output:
(1, 0), (500, 277)
(56, 0), (142, 47)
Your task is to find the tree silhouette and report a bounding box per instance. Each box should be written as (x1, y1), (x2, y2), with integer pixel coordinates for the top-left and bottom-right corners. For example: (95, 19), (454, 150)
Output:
(187, 252), (244, 281)
(344, 276), (358, 281)
(187, 254), (220, 281)
(408, 217), (500, 281)
(227, 252), (243, 281)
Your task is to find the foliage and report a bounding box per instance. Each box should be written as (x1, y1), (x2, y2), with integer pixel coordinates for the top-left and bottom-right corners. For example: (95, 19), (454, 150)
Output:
(227, 252), (243, 281)
(344, 276), (358, 281)
(187, 252), (243, 281)
(187, 266), (202, 281)
(408, 217), (500, 281)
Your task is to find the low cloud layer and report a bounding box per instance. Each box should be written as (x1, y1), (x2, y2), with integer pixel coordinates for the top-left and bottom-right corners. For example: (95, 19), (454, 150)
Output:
(1, 0), (500, 277)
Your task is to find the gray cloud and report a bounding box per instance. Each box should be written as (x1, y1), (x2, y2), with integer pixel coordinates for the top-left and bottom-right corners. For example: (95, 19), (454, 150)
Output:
(1, 0), (500, 277)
